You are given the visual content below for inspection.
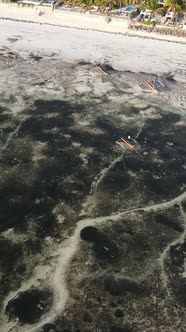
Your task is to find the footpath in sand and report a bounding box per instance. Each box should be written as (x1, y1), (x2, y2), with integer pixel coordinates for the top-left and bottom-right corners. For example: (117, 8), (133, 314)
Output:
(0, 2), (186, 44)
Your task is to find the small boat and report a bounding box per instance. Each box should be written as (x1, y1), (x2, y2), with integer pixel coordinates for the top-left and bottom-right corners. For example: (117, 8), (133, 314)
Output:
(147, 80), (158, 93)
(99, 65), (108, 75)
(116, 136), (140, 152)
(98, 64), (117, 75)
(153, 79), (169, 92)
(139, 83), (152, 93)
(140, 78), (169, 94)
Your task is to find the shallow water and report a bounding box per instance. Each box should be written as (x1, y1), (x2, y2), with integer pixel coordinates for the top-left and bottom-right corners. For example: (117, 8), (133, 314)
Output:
(0, 51), (186, 332)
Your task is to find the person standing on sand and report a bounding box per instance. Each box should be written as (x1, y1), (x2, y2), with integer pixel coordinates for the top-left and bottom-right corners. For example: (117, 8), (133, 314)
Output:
(105, 11), (111, 24)
(51, 1), (55, 11)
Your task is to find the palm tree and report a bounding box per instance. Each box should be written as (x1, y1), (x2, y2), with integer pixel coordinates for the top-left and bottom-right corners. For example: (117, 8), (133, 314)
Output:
(139, 0), (184, 16)
(140, 0), (160, 11)
(165, 0), (182, 13)
(123, 0), (139, 5)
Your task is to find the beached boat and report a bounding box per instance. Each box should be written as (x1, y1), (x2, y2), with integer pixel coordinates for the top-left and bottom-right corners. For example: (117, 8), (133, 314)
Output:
(116, 136), (140, 152)
(98, 64), (117, 75)
(140, 78), (169, 93)
(99, 64), (108, 75)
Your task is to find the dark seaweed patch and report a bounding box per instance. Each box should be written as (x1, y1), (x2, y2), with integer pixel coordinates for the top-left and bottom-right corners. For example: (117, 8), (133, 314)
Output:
(93, 238), (119, 261)
(143, 173), (180, 197)
(170, 275), (186, 307)
(8, 95), (17, 103)
(82, 311), (92, 323)
(145, 113), (180, 134)
(35, 154), (90, 204)
(41, 323), (58, 332)
(0, 113), (10, 122)
(165, 159), (185, 173)
(170, 244), (184, 266)
(81, 226), (119, 261)
(111, 326), (133, 332)
(182, 200), (186, 211)
(0, 106), (10, 123)
(110, 301), (118, 308)
(38, 213), (56, 237)
(42, 317), (80, 332)
(114, 309), (124, 318)
(101, 169), (130, 193)
(20, 99), (77, 141)
(171, 126), (186, 147)
(104, 275), (144, 296)
(23, 239), (42, 255)
(155, 214), (183, 232)
(119, 105), (140, 117)
(6, 288), (53, 324)
(162, 112), (180, 123)
(80, 226), (99, 242)
(34, 99), (79, 115)
(123, 155), (152, 173)
(1, 139), (33, 165)
(0, 174), (34, 231)
(0, 239), (22, 273)
(20, 116), (64, 137)
(68, 128), (112, 151)
(95, 116), (126, 140)
(139, 112), (181, 150)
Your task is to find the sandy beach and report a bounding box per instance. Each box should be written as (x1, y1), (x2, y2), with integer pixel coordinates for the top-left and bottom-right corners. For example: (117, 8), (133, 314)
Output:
(0, 3), (129, 33)
(0, 2), (186, 44)
(0, 19), (186, 80)
(0, 3), (186, 80)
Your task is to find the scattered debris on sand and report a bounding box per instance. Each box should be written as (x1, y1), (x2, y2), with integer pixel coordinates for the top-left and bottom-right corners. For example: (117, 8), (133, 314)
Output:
(0, 47), (17, 59)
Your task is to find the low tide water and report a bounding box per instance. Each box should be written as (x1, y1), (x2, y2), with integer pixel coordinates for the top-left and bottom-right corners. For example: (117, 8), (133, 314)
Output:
(0, 51), (186, 332)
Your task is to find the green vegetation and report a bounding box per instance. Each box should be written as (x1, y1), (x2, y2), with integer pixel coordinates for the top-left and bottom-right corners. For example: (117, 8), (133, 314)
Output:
(165, 0), (184, 15)
(57, 0), (139, 10)
(59, 0), (186, 16)
(139, 0), (185, 16)
(7, 0), (186, 16)
(142, 19), (154, 24)
(17, 2), (34, 6)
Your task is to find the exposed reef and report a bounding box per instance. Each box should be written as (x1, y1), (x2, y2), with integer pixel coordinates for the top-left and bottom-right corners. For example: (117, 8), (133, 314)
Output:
(0, 56), (186, 332)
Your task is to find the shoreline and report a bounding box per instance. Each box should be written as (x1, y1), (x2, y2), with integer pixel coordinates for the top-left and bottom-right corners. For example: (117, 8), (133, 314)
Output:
(0, 3), (186, 44)
(1, 19), (186, 78)
(1, 16), (186, 46)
